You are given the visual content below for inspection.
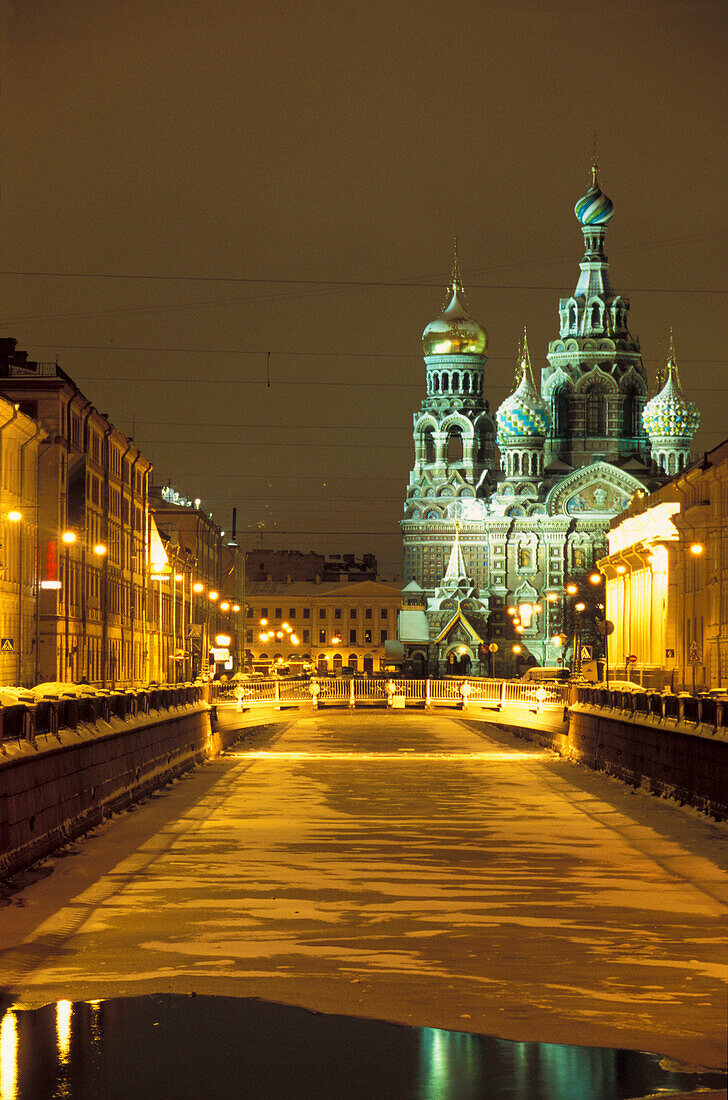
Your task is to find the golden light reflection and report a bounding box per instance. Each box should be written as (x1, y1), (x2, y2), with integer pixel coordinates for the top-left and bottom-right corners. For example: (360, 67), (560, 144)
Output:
(227, 750), (551, 762)
(56, 1000), (72, 1065)
(0, 1011), (18, 1100)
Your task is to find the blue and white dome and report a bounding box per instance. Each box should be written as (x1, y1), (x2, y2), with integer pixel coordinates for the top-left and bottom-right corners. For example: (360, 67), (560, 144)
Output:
(496, 353), (550, 441)
(574, 165), (614, 226)
(642, 359), (699, 441)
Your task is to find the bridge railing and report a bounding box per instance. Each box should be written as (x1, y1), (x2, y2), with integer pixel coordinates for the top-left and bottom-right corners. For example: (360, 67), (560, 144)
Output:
(214, 676), (569, 710)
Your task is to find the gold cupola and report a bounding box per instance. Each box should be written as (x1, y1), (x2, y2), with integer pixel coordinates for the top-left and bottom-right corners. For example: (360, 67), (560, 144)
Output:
(422, 238), (488, 357)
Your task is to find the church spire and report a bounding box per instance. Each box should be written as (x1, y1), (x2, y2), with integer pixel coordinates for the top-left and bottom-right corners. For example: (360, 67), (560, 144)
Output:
(443, 522), (468, 583)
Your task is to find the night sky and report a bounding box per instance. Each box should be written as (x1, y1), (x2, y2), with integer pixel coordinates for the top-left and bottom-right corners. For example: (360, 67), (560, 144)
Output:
(1, 0), (726, 580)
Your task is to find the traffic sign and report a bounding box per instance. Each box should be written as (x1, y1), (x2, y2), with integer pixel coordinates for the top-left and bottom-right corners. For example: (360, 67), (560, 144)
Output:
(488, 643), (499, 653)
(627, 654), (637, 664)
(580, 645), (593, 661)
(597, 619), (615, 636)
(1, 638), (14, 653)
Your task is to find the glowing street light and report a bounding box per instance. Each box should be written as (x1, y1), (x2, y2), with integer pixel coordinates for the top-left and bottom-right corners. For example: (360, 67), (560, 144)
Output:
(512, 644), (522, 655)
(93, 543), (107, 557)
(7, 510), (22, 522)
(547, 592), (558, 603)
(260, 617), (268, 626)
(566, 583), (578, 596)
(589, 572), (602, 585)
(209, 590), (219, 601)
(220, 601), (230, 611)
(193, 582), (204, 593)
(689, 543), (704, 556)
(575, 602), (586, 612)
(61, 530), (77, 545)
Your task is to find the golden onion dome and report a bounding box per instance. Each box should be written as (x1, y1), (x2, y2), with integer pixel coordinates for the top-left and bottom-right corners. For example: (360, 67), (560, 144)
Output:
(422, 285), (488, 357)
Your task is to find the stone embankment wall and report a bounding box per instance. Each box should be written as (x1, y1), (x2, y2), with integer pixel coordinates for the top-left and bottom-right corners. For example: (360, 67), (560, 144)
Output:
(564, 700), (727, 819)
(483, 690), (728, 820)
(0, 685), (236, 879)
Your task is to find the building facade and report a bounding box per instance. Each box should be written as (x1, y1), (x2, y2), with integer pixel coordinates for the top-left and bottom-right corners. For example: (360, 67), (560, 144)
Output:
(0, 341), (153, 687)
(0, 395), (46, 687)
(400, 168), (700, 677)
(599, 440), (728, 691)
(245, 579), (401, 674)
(150, 485), (245, 681)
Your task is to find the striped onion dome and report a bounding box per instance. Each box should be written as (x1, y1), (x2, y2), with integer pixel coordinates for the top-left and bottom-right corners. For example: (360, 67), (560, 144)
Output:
(574, 163), (614, 226)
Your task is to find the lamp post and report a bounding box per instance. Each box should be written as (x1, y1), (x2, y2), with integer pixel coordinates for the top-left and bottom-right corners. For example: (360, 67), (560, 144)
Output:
(93, 544), (108, 686)
(61, 530), (77, 682)
(7, 510), (23, 684)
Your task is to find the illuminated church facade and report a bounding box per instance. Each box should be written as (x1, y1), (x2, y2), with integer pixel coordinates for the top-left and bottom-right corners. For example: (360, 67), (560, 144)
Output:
(399, 168), (700, 677)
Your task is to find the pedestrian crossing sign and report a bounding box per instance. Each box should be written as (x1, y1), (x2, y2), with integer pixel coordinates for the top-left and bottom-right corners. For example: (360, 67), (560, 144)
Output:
(580, 645), (592, 661)
(1, 637), (14, 652)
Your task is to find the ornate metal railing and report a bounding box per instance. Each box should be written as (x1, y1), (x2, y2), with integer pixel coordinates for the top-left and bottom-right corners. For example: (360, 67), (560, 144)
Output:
(212, 676), (569, 710)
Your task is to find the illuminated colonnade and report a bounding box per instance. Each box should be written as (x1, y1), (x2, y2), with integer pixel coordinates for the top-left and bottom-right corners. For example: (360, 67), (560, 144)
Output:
(598, 502), (679, 680)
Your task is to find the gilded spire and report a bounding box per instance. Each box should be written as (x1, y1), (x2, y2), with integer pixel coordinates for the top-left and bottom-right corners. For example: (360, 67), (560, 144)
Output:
(512, 327), (536, 390)
(441, 235), (470, 313)
(522, 326), (537, 389)
(656, 329), (676, 391)
(591, 131), (599, 187)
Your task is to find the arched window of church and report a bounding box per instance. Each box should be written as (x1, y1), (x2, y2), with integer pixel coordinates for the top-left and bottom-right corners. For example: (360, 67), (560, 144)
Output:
(622, 384), (640, 437)
(462, 373), (470, 394)
(591, 303), (602, 330)
(552, 386), (570, 437)
(423, 427), (435, 464)
(586, 384), (607, 436)
(569, 303), (577, 330)
(442, 372), (449, 391)
(432, 373), (439, 394)
(446, 427), (463, 463)
(512, 452), (520, 475)
(452, 372), (460, 392)
(668, 453), (677, 475)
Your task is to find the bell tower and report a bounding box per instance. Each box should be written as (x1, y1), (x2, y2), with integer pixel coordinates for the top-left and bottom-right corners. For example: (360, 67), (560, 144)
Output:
(543, 162), (651, 473)
(402, 241), (496, 591)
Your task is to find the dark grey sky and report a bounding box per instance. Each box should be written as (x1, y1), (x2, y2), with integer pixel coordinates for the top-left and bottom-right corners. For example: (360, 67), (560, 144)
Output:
(1, 0), (726, 579)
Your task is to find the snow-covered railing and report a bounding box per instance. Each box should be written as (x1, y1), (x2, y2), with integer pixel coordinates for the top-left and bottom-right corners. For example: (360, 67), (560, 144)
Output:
(575, 685), (728, 729)
(0, 684), (206, 747)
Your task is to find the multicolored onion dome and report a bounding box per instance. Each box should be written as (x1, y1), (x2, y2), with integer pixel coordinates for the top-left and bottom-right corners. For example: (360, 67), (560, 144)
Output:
(422, 285), (488, 357)
(496, 371), (550, 441)
(574, 165), (614, 226)
(642, 361), (700, 440)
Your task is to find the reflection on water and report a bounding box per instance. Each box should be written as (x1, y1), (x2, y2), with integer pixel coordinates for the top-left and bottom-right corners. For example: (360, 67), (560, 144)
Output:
(0, 995), (724, 1100)
(0, 1011), (18, 1100)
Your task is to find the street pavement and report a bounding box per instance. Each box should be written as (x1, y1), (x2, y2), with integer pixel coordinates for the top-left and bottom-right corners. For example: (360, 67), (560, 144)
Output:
(1, 711), (726, 1069)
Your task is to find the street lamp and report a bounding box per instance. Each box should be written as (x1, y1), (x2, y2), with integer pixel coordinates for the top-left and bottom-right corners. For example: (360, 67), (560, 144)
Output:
(93, 544), (108, 686)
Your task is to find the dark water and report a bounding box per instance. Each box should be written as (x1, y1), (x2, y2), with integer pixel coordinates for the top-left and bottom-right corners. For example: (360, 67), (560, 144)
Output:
(0, 994), (724, 1100)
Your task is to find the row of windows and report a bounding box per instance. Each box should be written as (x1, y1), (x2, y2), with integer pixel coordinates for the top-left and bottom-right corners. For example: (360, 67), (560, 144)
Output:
(248, 628), (388, 645)
(248, 605), (389, 620)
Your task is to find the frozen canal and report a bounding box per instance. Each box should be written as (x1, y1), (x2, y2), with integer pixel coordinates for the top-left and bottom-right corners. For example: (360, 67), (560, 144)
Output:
(1, 711), (726, 1075)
